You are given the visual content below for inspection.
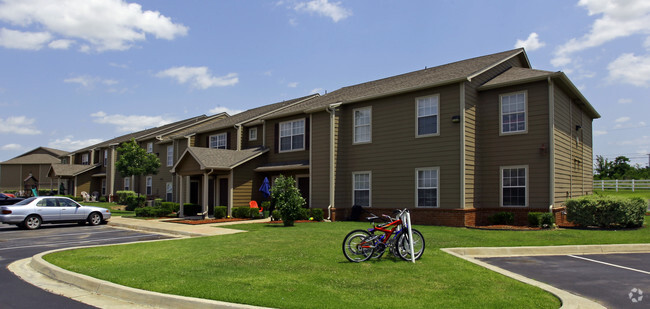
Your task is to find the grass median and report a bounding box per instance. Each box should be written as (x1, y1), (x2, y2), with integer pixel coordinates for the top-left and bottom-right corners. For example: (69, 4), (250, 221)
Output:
(44, 217), (650, 308)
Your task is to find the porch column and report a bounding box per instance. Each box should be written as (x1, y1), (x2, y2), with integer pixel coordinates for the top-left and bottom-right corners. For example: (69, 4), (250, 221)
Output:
(178, 175), (184, 217)
(203, 172), (209, 218)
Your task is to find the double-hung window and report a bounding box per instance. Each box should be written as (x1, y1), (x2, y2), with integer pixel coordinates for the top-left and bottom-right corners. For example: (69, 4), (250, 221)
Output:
(249, 127), (257, 141)
(352, 172), (371, 207)
(124, 177), (130, 191)
(147, 142), (153, 153)
(166, 182), (173, 201)
(501, 166), (527, 207)
(146, 176), (152, 196)
(353, 107), (371, 144)
(81, 153), (89, 165)
(103, 150), (108, 166)
(279, 119), (305, 152)
(416, 168), (438, 207)
(500, 91), (527, 134)
(210, 133), (227, 149)
(416, 95), (439, 136)
(166, 145), (174, 167)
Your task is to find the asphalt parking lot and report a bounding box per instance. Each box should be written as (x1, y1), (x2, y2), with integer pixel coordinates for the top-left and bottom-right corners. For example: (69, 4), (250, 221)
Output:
(0, 223), (170, 309)
(481, 253), (650, 309)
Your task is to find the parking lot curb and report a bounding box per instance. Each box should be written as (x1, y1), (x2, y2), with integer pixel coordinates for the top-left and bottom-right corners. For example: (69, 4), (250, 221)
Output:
(442, 244), (650, 309)
(28, 248), (272, 309)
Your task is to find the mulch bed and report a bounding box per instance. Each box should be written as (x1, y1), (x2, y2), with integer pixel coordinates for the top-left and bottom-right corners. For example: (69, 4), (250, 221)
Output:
(171, 218), (251, 225)
(470, 225), (544, 231)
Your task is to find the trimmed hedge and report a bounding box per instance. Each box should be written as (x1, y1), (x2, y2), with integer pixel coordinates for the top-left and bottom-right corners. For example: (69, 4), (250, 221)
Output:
(125, 195), (146, 211)
(115, 191), (136, 204)
(566, 195), (646, 228)
(214, 206), (227, 219)
(528, 212), (555, 228)
(135, 206), (171, 217)
(488, 212), (514, 225)
(160, 202), (180, 213)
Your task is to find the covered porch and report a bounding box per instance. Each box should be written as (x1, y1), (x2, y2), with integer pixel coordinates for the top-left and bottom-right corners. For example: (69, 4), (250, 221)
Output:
(48, 163), (101, 197)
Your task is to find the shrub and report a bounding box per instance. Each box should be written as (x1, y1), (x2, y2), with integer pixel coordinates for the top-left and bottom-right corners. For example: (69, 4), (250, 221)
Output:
(99, 196), (107, 203)
(161, 202), (180, 213)
(566, 195), (646, 228)
(311, 208), (324, 221)
(298, 208), (310, 220)
(125, 195), (146, 211)
(261, 201), (271, 212)
(488, 212), (514, 225)
(38, 189), (54, 196)
(528, 212), (555, 228)
(231, 206), (249, 218)
(272, 210), (282, 221)
(270, 175), (305, 226)
(249, 207), (261, 218)
(116, 191), (136, 204)
(154, 198), (163, 207)
(214, 206), (227, 219)
(135, 206), (170, 217)
(183, 203), (202, 216)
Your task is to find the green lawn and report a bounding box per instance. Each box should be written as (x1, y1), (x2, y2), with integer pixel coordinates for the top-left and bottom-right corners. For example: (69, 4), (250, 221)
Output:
(44, 216), (650, 309)
(593, 189), (650, 202)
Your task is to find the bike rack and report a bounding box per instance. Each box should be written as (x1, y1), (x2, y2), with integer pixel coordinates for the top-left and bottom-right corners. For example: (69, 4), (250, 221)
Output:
(404, 211), (415, 263)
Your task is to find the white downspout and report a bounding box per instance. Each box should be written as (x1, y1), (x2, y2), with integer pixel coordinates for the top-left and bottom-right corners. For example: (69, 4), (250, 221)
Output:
(234, 124), (242, 151)
(326, 104), (340, 220)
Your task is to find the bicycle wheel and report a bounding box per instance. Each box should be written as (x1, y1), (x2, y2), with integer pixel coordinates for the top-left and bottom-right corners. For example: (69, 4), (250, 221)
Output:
(396, 229), (425, 261)
(342, 229), (373, 262)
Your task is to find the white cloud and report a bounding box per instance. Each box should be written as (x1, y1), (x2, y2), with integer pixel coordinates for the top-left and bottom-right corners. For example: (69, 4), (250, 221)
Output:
(618, 98), (633, 104)
(208, 106), (244, 116)
(294, 0), (352, 23)
(594, 130), (608, 136)
(0, 116), (41, 135)
(552, 0), (650, 67)
(156, 66), (239, 89)
(514, 32), (545, 51)
(0, 28), (51, 50)
(309, 88), (323, 94)
(48, 136), (103, 151)
(48, 39), (74, 50)
(288, 82), (299, 88)
(64, 75), (120, 89)
(615, 116), (630, 123)
(91, 111), (176, 132)
(607, 53), (650, 86)
(0, 0), (188, 52)
(1, 143), (23, 151)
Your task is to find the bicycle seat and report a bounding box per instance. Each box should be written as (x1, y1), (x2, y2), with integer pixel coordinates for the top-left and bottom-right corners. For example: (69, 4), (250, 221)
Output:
(365, 214), (381, 222)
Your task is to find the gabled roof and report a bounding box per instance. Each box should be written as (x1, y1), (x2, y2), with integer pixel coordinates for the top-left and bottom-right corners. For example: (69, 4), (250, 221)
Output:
(1, 153), (62, 165)
(258, 49), (529, 120)
(171, 146), (268, 173)
(48, 163), (100, 177)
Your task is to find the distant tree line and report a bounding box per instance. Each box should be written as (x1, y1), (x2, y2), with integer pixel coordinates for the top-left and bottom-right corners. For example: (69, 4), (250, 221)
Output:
(594, 155), (650, 180)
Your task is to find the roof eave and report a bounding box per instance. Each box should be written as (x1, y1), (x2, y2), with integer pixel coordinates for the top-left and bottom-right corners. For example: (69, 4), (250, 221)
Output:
(468, 48), (529, 81)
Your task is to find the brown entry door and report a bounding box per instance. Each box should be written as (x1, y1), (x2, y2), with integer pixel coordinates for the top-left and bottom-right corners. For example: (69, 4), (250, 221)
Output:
(218, 178), (229, 206)
(297, 177), (309, 208)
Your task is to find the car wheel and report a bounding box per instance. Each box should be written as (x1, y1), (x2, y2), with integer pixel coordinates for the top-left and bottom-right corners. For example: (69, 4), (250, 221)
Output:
(88, 212), (102, 226)
(24, 215), (42, 230)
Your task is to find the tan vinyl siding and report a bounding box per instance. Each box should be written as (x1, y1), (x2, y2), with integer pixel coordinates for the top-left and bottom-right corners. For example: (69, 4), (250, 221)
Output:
(196, 128), (236, 150)
(335, 84), (461, 209)
(0, 165), (21, 191)
(310, 111), (331, 209)
(265, 115), (310, 164)
(243, 125), (263, 149)
(477, 81), (550, 209)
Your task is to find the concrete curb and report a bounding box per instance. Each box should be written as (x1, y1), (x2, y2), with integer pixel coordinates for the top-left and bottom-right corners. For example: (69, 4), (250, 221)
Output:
(441, 244), (650, 309)
(108, 220), (205, 237)
(28, 248), (272, 309)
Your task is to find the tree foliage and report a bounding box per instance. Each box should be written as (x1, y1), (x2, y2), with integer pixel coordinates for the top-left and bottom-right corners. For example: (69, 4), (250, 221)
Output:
(115, 138), (161, 178)
(594, 155), (650, 180)
(270, 175), (305, 226)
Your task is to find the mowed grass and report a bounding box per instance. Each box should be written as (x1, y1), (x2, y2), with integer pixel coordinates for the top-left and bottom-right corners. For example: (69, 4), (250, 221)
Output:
(44, 217), (650, 309)
(593, 189), (650, 202)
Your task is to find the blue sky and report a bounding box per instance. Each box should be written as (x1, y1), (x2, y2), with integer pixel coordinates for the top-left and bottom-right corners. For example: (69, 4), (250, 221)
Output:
(0, 0), (648, 167)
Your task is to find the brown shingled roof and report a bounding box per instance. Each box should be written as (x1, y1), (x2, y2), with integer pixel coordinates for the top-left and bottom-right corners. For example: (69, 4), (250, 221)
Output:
(172, 146), (268, 172)
(49, 163), (100, 177)
(0, 153), (61, 165)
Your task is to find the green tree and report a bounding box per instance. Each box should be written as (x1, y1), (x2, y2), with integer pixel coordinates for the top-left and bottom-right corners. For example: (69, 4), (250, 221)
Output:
(270, 175), (305, 226)
(115, 138), (160, 194)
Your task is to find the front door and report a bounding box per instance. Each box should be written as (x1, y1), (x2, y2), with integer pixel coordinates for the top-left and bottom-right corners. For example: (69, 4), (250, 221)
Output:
(208, 178), (215, 216)
(218, 178), (229, 207)
(190, 181), (199, 204)
(296, 176), (309, 208)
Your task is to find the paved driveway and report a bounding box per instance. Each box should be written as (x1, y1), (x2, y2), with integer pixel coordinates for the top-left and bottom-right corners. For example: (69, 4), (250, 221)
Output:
(481, 253), (650, 309)
(0, 223), (169, 309)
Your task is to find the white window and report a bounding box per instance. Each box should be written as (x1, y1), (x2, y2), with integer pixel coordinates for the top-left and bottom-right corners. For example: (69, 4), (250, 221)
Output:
(81, 153), (89, 165)
(101, 179), (106, 196)
(279, 119), (305, 152)
(353, 107), (371, 144)
(416, 168), (439, 207)
(103, 150), (108, 167)
(147, 142), (153, 153)
(500, 91), (527, 134)
(416, 95), (439, 137)
(166, 145), (174, 167)
(352, 172), (371, 207)
(146, 176), (153, 195)
(124, 177), (130, 191)
(166, 182), (173, 201)
(210, 133), (227, 149)
(501, 166), (528, 207)
(249, 127), (258, 141)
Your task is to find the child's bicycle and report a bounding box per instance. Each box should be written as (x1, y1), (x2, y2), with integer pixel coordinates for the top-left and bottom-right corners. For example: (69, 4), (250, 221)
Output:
(342, 208), (425, 262)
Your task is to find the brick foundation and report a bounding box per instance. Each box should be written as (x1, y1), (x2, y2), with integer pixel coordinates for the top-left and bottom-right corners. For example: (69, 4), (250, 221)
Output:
(331, 207), (570, 227)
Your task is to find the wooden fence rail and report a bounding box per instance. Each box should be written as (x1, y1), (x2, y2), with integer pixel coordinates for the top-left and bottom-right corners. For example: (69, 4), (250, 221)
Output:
(594, 180), (650, 191)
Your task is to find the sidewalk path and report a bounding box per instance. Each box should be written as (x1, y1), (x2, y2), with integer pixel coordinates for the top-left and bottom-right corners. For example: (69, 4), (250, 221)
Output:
(108, 216), (271, 237)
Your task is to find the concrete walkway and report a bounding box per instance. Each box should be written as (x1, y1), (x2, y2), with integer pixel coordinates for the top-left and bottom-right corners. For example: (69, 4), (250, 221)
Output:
(108, 216), (271, 237)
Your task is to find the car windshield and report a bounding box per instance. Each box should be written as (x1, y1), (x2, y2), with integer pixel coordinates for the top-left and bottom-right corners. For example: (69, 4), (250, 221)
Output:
(13, 197), (36, 205)
(0, 193), (6, 198)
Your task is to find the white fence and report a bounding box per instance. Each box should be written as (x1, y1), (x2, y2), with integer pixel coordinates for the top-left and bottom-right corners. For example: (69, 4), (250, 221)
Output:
(594, 179), (650, 191)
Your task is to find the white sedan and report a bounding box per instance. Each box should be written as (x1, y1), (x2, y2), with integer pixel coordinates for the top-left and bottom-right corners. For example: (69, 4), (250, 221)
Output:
(0, 196), (111, 229)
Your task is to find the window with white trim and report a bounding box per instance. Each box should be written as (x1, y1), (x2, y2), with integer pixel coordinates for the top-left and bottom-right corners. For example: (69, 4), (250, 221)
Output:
(81, 153), (89, 165)
(353, 107), (371, 144)
(147, 142), (153, 153)
(416, 168), (438, 207)
(103, 150), (108, 167)
(166, 182), (173, 201)
(249, 127), (257, 141)
(501, 166), (527, 207)
(500, 91), (527, 134)
(416, 95), (439, 136)
(353, 172), (371, 207)
(124, 177), (130, 191)
(166, 145), (174, 167)
(279, 119), (305, 152)
(146, 176), (152, 195)
(210, 133), (227, 149)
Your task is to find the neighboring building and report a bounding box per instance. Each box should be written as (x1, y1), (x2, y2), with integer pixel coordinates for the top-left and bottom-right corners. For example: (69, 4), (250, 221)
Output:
(0, 147), (68, 195)
(173, 48), (599, 226)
